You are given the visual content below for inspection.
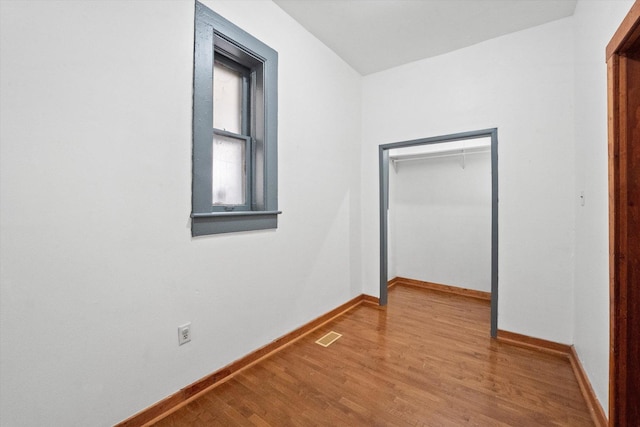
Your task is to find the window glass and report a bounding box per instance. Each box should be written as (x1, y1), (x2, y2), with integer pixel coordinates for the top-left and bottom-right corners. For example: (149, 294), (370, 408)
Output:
(212, 134), (246, 206)
(213, 61), (243, 134)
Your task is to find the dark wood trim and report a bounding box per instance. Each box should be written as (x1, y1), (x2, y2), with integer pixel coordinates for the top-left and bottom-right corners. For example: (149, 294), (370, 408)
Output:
(607, 3), (640, 425)
(569, 346), (608, 427)
(390, 276), (491, 301)
(606, 1), (640, 60)
(607, 52), (627, 427)
(496, 330), (571, 359)
(116, 294), (374, 427)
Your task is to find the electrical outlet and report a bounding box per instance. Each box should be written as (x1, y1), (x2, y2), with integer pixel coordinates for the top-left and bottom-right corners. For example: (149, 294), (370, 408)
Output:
(178, 323), (191, 346)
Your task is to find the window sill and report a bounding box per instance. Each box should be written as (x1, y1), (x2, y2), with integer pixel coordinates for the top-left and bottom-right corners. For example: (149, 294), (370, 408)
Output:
(191, 210), (281, 236)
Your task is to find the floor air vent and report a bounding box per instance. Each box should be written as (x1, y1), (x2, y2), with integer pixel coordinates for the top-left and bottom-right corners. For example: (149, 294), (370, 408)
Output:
(315, 331), (342, 347)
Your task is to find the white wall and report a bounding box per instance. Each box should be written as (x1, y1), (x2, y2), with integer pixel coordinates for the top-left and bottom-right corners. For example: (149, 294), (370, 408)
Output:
(362, 18), (576, 344)
(0, 1), (361, 425)
(389, 149), (491, 292)
(572, 0), (635, 412)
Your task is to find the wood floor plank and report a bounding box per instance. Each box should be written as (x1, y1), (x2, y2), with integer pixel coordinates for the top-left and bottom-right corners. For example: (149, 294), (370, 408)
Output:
(152, 285), (594, 426)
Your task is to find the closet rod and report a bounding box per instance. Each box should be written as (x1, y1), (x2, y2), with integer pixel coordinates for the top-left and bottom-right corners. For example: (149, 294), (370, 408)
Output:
(390, 147), (490, 164)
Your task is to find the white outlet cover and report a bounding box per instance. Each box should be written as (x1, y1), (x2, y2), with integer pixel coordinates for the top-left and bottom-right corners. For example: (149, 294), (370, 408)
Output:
(178, 323), (191, 346)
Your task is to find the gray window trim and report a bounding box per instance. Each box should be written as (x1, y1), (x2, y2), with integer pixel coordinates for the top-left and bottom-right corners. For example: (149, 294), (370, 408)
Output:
(192, 1), (279, 236)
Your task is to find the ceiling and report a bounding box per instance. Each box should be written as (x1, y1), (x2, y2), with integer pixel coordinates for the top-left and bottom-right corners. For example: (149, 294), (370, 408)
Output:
(273, 0), (577, 75)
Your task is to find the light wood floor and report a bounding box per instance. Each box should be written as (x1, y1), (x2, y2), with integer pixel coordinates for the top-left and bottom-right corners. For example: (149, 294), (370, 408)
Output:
(152, 285), (593, 426)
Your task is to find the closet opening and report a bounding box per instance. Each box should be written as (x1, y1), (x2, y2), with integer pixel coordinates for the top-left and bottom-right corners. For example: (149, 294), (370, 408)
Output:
(378, 129), (498, 337)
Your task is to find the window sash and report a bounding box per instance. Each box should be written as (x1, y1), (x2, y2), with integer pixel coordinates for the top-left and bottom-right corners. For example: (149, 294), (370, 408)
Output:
(213, 55), (250, 135)
(210, 52), (252, 212)
(211, 129), (252, 211)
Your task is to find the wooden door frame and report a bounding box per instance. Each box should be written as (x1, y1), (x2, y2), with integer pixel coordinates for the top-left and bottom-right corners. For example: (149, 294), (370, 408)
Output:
(607, 1), (640, 425)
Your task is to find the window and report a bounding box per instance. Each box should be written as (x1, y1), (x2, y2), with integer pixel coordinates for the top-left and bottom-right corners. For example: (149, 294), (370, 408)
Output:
(192, 1), (279, 236)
